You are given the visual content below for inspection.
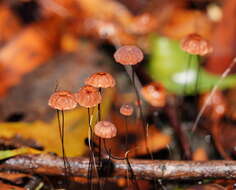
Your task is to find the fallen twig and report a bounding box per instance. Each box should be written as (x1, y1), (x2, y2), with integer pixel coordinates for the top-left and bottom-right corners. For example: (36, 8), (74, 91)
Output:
(0, 154), (236, 180)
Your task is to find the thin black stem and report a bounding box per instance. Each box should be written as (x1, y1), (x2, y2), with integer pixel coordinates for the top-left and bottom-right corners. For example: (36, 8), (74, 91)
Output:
(125, 117), (128, 150)
(88, 108), (103, 190)
(87, 108), (94, 190)
(98, 88), (102, 168)
(103, 139), (139, 190)
(183, 54), (192, 95)
(103, 139), (125, 161)
(131, 66), (149, 155)
(61, 111), (72, 177)
(56, 110), (69, 188)
(131, 66), (158, 190)
(194, 55), (201, 94)
(126, 157), (140, 190)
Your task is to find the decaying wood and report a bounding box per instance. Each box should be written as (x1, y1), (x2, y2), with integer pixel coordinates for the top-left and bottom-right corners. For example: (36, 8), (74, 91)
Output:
(1, 154), (236, 180)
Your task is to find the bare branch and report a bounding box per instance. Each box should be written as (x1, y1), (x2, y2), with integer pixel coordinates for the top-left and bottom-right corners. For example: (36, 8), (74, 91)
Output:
(0, 154), (236, 180)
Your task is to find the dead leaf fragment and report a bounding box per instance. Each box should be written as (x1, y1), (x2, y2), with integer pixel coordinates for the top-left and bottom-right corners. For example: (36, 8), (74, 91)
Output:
(0, 4), (22, 45)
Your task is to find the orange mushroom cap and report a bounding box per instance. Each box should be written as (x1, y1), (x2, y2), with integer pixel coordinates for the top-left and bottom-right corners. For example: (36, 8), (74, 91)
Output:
(199, 90), (226, 120)
(141, 82), (167, 107)
(180, 33), (213, 56)
(48, 90), (77, 111)
(120, 104), (134, 116)
(94, 120), (117, 139)
(114, 45), (144, 65)
(74, 85), (102, 108)
(85, 72), (116, 88)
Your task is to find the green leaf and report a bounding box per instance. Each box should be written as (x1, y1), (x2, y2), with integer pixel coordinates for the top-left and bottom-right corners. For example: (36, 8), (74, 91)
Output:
(0, 148), (41, 160)
(148, 35), (236, 95)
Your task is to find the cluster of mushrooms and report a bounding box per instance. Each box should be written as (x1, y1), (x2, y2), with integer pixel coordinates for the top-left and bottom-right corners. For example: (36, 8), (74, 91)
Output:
(47, 33), (215, 173)
(48, 45), (145, 142)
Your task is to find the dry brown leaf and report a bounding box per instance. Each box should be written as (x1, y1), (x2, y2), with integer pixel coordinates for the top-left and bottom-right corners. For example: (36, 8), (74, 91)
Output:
(0, 182), (26, 190)
(0, 17), (61, 96)
(206, 0), (236, 74)
(108, 113), (171, 157)
(77, 0), (133, 28)
(0, 4), (22, 45)
(161, 9), (212, 40)
(39, 0), (79, 17)
(0, 172), (30, 184)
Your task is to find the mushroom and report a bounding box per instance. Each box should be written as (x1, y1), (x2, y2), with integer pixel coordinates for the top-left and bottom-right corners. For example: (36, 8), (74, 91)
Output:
(180, 33), (213, 56)
(141, 82), (167, 108)
(120, 103), (134, 149)
(74, 85), (102, 108)
(180, 33), (213, 94)
(73, 85), (102, 174)
(120, 103), (134, 117)
(114, 45), (149, 153)
(48, 90), (77, 179)
(85, 72), (116, 89)
(85, 72), (116, 161)
(94, 120), (117, 139)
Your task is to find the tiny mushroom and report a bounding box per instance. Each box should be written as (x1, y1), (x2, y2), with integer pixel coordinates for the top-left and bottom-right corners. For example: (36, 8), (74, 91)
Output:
(94, 120), (117, 139)
(114, 45), (144, 65)
(120, 104), (134, 116)
(141, 82), (167, 107)
(74, 85), (102, 108)
(48, 90), (77, 110)
(180, 33), (213, 56)
(85, 72), (116, 88)
(199, 90), (226, 121)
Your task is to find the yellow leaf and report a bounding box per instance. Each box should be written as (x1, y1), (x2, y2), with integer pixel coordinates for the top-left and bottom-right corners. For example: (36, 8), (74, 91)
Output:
(0, 89), (114, 156)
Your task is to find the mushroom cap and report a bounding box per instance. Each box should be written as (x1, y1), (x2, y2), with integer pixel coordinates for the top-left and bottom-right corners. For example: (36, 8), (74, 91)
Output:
(85, 72), (116, 88)
(199, 90), (226, 120)
(180, 33), (213, 56)
(141, 82), (167, 107)
(120, 104), (134, 116)
(114, 45), (144, 65)
(74, 85), (102, 108)
(48, 90), (77, 110)
(94, 120), (117, 139)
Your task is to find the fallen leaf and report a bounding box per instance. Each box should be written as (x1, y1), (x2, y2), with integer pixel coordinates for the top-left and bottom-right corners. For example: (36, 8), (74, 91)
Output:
(0, 89), (114, 156)
(0, 172), (30, 185)
(0, 182), (26, 190)
(109, 113), (171, 157)
(0, 4), (22, 45)
(0, 148), (41, 160)
(0, 17), (61, 96)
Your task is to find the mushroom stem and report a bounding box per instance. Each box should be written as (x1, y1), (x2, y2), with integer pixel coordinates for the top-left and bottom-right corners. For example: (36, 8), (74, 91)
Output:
(98, 88), (102, 168)
(56, 110), (71, 187)
(87, 108), (96, 189)
(182, 54), (193, 95)
(131, 66), (151, 157)
(124, 116), (128, 150)
(103, 139), (140, 190)
(194, 55), (201, 94)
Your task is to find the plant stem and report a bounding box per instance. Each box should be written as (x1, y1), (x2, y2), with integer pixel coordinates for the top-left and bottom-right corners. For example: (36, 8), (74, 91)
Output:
(131, 66), (149, 155)
(56, 110), (69, 188)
